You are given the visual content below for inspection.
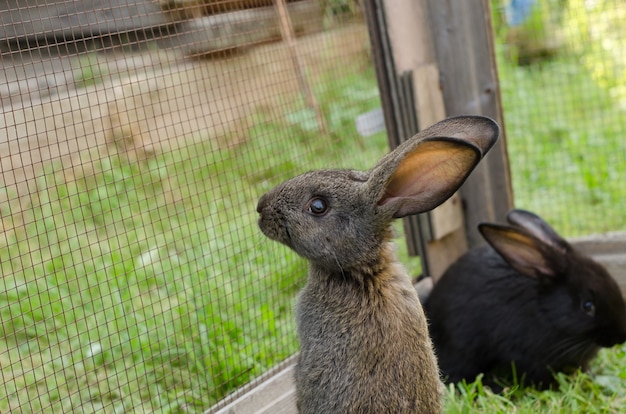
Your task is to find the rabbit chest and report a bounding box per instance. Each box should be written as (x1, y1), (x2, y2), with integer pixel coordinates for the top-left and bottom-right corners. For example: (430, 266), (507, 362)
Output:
(293, 264), (442, 413)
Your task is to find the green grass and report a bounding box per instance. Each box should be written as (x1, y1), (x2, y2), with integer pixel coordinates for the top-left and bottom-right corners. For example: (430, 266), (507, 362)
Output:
(0, 66), (388, 412)
(444, 343), (626, 412)
(499, 54), (626, 237)
(492, 0), (626, 237)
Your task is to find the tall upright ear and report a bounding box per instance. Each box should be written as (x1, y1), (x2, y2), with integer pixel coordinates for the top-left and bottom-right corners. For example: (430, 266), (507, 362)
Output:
(505, 209), (569, 253)
(376, 138), (481, 218)
(414, 115), (500, 156)
(478, 223), (566, 279)
(372, 116), (499, 218)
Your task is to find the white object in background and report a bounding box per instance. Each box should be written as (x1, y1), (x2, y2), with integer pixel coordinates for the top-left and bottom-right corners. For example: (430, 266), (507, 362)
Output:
(355, 107), (386, 137)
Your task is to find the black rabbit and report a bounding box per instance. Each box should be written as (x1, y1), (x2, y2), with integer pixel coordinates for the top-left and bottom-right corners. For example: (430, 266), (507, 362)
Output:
(257, 116), (500, 413)
(424, 209), (626, 389)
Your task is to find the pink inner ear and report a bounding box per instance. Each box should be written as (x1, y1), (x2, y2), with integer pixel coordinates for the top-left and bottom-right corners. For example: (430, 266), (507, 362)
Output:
(384, 143), (477, 199)
(482, 227), (557, 278)
(377, 140), (480, 218)
(503, 242), (555, 277)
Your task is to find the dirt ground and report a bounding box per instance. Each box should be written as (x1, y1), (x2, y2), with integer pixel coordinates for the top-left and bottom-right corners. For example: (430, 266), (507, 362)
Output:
(0, 24), (370, 230)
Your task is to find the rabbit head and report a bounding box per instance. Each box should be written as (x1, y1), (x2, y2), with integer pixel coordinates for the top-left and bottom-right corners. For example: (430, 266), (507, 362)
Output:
(257, 115), (499, 275)
(480, 209), (626, 348)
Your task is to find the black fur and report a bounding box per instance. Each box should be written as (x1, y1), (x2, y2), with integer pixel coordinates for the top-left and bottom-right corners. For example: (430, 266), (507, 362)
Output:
(424, 209), (626, 389)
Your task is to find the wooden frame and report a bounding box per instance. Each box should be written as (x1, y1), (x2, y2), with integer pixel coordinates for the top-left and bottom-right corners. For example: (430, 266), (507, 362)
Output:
(369, 0), (513, 279)
(208, 356), (298, 414)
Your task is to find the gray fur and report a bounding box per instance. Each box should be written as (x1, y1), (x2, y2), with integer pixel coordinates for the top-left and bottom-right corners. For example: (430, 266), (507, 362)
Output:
(257, 116), (499, 413)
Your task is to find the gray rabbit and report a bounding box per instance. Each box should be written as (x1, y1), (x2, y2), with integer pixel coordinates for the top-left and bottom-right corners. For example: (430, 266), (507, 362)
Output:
(257, 116), (500, 413)
(424, 209), (626, 390)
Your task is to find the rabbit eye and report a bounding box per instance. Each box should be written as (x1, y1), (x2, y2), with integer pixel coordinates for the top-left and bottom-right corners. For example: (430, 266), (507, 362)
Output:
(306, 197), (328, 216)
(581, 300), (596, 317)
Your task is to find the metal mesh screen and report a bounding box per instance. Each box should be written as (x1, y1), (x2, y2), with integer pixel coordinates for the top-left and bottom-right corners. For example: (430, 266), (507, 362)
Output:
(492, 0), (626, 236)
(4, 0), (624, 411)
(0, 1), (384, 411)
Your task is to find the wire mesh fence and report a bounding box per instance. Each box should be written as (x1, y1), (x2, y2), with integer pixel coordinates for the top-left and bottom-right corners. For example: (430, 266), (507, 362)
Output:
(0, 1), (382, 412)
(492, 0), (626, 237)
(1, 0), (625, 412)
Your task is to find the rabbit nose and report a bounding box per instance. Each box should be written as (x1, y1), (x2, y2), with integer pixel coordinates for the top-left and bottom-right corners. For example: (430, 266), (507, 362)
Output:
(257, 193), (268, 213)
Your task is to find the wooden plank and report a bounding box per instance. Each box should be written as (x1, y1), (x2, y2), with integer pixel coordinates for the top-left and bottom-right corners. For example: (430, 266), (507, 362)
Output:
(413, 64), (445, 129)
(425, 0), (514, 248)
(412, 63), (464, 246)
(429, 193), (463, 241)
(179, 0), (323, 57)
(427, 225), (468, 282)
(569, 232), (626, 255)
(362, 0), (401, 151)
(209, 359), (297, 414)
(381, 0), (468, 278)
(363, 0), (426, 262)
(274, 0), (327, 133)
(380, 1), (434, 72)
(0, 0), (167, 44)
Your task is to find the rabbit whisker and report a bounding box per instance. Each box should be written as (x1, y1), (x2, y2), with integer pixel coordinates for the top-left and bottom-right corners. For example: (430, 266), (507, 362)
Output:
(282, 217), (293, 246)
(331, 250), (347, 282)
(544, 334), (596, 369)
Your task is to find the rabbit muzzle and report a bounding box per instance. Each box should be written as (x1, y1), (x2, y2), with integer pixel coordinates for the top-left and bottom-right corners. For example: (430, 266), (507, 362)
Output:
(257, 191), (294, 249)
(257, 193), (279, 240)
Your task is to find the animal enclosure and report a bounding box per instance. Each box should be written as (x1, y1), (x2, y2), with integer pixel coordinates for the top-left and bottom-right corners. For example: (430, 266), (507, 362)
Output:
(0, 0), (625, 413)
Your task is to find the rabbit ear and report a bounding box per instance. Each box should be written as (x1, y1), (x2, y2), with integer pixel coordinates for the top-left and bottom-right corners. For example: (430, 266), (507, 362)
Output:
(413, 115), (500, 156)
(506, 209), (569, 253)
(373, 116), (499, 218)
(376, 138), (481, 218)
(478, 223), (567, 279)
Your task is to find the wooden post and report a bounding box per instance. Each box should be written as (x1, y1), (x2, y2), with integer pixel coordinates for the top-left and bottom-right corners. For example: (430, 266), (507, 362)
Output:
(274, 0), (328, 134)
(425, 0), (514, 248)
(374, 0), (513, 279)
(381, 0), (469, 279)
